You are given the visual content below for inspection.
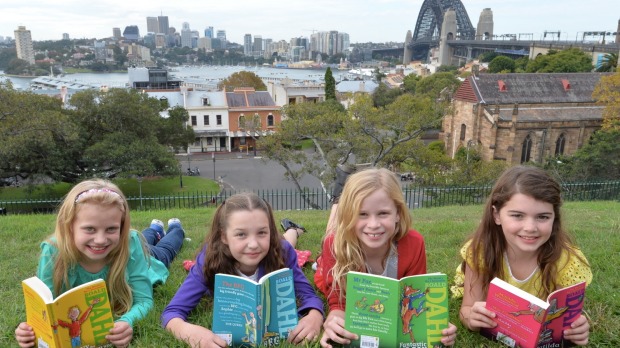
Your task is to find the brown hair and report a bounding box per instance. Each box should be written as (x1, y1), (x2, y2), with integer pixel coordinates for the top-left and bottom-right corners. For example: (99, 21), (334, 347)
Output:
(202, 193), (285, 292)
(465, 165), (585, 297)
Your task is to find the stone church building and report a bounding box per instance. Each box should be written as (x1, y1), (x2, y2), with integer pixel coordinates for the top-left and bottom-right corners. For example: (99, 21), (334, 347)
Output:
(441, 72), (612, 165)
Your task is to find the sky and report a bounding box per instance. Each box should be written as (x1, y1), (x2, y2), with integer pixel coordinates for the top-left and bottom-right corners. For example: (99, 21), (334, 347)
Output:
(2, 0), (619, 44)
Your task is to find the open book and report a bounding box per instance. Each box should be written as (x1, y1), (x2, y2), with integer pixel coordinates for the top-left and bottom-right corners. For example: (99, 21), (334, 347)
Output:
(22, 276), (115, 348)
(481, 277), (586, 348)
(344, 271), (449, 348)
(212, 268), (298, 347)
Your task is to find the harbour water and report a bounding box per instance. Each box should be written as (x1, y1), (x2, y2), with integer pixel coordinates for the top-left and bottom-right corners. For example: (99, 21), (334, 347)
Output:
(1, 65), (351, 91)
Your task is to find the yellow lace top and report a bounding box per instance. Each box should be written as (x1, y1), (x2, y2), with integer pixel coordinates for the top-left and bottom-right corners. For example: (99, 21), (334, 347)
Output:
(451, 240), (592, 299)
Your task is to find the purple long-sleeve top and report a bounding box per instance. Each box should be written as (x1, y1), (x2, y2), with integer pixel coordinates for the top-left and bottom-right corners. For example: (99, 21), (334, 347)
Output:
(161, 239), (324, 328)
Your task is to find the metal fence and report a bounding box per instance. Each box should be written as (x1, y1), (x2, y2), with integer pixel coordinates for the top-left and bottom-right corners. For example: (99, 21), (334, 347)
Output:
(1, 181), (619, 215)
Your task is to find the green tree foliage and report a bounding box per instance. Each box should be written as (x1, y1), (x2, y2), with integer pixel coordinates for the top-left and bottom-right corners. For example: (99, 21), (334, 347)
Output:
(564, 129), (620, 180)
(260, 93), (445, 198)
(0, 82), (77, 182)
(217, 71), (266, 91)
(0, 84), (193, 183)
(4, 58), (33, 76)
(478, 51), (499, 62)
(488, 56), (516, 73)
(372, 83), (403, 108)
(402, 74), (421, 94)
(593, 70), (620, 130)
(324, 67), (336, 100)
(525, 48), (593, 72)
(414, 72), (460, 99)
(0, 48), (17, 70)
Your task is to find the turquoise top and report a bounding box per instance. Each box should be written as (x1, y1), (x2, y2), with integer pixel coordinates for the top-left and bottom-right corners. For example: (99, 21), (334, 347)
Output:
(37, 230), (168, 327)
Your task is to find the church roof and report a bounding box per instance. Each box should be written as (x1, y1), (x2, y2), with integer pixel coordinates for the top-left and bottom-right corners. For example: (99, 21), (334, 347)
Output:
(455, 73), (613, 105)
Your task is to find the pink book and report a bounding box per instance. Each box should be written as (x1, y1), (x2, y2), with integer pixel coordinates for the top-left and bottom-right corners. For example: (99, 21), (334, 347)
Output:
(481, 277), (585, 348)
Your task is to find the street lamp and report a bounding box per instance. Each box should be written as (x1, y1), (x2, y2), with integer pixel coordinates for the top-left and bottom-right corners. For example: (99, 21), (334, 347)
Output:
(137, 176), (143, 210)
(187, 152), (191, 173)
(212, 152), (216, 180)
(178, 162), (183, 188)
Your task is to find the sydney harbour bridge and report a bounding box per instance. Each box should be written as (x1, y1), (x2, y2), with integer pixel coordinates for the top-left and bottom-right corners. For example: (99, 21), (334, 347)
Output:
(391, 0), (620, 66)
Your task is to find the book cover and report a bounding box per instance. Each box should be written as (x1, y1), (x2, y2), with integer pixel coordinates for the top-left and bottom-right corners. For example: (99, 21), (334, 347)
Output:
(481, 277), (586, 348)
(22, 276), (115, 348)
(344, 271), (449, 348)
(212, 268), (298, 347)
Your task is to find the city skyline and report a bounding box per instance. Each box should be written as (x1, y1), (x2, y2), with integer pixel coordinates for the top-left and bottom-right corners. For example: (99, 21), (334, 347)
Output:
(2, 0), (619, 44)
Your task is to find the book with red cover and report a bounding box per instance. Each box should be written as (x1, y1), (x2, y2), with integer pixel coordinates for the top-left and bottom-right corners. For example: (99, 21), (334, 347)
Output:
(481, 277), (585, 348)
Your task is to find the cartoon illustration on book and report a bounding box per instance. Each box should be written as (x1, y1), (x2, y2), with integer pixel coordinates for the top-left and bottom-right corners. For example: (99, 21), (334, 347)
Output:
(241, 312), (257, 345)
(510, 298), (571, 344)
(400, 286), (430, 342)
(52, 298), (100, 348)
(354, 297), (368, 310)
(369, 299), (385, 314)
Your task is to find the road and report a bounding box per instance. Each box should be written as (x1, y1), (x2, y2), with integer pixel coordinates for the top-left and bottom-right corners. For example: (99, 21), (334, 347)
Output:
(180, 152), (323, 191)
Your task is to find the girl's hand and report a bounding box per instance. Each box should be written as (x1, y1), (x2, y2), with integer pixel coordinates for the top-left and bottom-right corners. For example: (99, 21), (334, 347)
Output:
(288, 309), (323, 344)
(440, 322), (458, 346)
(319, 310), (357, 348)
(465, 301), (497, 331)
(166, 318), (227, 348)
(15, 322), (35, 348)
(563, 314), (589, 346)
(106, 321), (133, 347)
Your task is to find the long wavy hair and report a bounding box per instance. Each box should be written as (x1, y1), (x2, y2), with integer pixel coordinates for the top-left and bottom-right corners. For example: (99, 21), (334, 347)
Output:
(51, 179), (133, 317)
(330, 168), (412, 302)
(202, 193), (285, 292)
(464, 165), (586, 298)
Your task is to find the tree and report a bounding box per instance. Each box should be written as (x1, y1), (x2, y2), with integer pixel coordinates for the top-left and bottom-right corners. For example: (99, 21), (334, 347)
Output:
(414, 72), (460, 99)
(217, 71), (266, 91)
(526, 48), (593, 73)
(372, 83), (403, 108)
(402, 74), (421, 94)
(564, 129), (620, 180)
(596, 52), (618, 72)
(593, 70), (620, 130)
(0, 85), (193, 183)
(324, 67), (336, 101)
(488, 56), (516, 73)
(259, 93), (445, 201)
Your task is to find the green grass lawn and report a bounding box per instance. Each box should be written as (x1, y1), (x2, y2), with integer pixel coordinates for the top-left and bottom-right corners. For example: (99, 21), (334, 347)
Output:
(1, 201), (618, 347)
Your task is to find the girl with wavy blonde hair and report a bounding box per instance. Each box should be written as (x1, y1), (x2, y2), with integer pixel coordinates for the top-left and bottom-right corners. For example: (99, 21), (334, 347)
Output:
(315, 168), (457, 347)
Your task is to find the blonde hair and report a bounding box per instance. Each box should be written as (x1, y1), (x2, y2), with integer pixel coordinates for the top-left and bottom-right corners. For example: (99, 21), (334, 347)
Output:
(330, 168), (411, 301)
(51, 179), (133, 317)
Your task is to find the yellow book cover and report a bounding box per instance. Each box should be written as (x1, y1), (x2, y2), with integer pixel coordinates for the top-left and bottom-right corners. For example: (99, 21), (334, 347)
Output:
(22, 276), (115, 348)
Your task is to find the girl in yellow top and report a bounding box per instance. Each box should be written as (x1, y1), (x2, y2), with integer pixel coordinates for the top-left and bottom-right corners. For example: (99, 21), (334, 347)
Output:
(456, 166), (592, 346)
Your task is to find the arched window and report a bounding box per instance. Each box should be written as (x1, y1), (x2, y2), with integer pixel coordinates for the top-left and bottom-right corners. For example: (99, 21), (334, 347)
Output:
(253, 113), (261, 128)
(238, 115), (246, 129)
(267, 114), (274, 127)
(521, 134), (532, 163)
(555, 133), (566, 155)
(460, 124), (466, 141)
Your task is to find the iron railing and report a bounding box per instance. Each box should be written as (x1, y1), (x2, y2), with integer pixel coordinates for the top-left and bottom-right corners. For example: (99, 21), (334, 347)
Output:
(1, 181), (619, 215)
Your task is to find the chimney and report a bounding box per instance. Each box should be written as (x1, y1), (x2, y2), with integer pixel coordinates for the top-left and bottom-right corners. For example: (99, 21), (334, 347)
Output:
(498, 80), (507, 92)
(561, 79), (571, 91)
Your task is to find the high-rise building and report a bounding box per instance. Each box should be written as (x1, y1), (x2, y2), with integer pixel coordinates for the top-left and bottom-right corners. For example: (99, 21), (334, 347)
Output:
(181, 22), (192, 48)
(113, 27), (121, 39)
(244, 34), (252, 56)
(253, 35), (263, 56)
(123, 25), (140, 42)
(146, 17), (159, 34)
(158, 16), (169, 35)
(62, 33), (70, 40)
(205, 26), (214, 39)
(216, 30), (227, 49)
(14, 26), (34, 65)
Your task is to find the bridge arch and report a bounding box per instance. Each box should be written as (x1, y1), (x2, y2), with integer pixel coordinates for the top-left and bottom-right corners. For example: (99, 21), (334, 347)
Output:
(407, 0), (476, 61)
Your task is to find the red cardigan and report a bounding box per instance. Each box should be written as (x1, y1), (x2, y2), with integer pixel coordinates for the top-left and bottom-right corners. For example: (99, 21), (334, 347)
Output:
(314, 229), (427, 311)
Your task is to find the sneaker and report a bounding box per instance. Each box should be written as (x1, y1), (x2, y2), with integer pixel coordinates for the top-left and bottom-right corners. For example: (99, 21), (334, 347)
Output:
(280, 218), (305, 233)
(331, 163), (356, 202)
(150, 219), (165, 239)
(168, 218), (182, 230)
